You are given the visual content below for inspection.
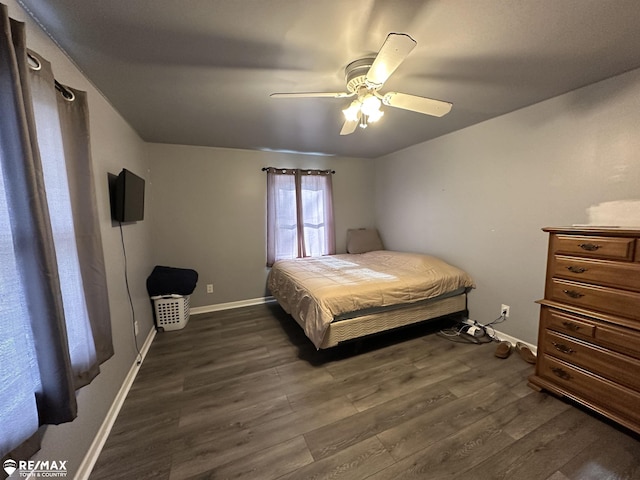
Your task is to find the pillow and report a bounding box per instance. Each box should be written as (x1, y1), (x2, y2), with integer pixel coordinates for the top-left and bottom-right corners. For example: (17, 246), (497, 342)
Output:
(346, 228), (384, 254)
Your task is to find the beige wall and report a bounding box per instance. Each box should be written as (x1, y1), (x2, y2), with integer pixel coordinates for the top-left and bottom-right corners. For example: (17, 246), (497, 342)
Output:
(147, 143), (376, 308)
(6, 0), (155, 474)
(375, 67), (640, 344)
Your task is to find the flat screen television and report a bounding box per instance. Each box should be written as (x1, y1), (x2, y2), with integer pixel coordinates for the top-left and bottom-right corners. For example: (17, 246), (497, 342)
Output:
(112, 168), (145, 222)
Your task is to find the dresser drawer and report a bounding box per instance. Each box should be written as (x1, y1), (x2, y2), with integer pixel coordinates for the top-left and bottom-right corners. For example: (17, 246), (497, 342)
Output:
(553, 234), (635, 261)
(542, 305), (640, 359)
(552, 256), (640, 292)
(543, 307), (595, 340)
(595, 324), (640, 360)
(538, 355), (640, 425)
(543, 330), (640, 391)
(550, 279), (640, 320)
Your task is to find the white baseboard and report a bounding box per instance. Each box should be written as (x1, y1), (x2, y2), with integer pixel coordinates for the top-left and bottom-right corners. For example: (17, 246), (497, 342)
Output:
(190, 296), (277, 315)
(75, 327), (156, 480)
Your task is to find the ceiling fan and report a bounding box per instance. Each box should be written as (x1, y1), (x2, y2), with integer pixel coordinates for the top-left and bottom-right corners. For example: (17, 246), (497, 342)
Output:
(270, 33), (452, 135)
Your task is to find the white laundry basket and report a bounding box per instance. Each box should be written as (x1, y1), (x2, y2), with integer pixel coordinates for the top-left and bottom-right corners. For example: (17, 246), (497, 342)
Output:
(152, 294), (190, 331)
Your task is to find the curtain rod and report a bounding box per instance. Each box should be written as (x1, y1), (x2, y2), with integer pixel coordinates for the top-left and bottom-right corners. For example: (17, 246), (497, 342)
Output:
(262, 167), (335, 174)
(26, 51), (75, 101)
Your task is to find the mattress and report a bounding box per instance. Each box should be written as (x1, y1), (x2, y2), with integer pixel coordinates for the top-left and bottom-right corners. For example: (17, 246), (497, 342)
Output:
(267, 250), (475, 348)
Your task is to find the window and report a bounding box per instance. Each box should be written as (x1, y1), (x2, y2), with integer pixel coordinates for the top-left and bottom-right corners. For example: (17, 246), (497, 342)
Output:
(0, 170), (42, 456)
(266, 168), (335, 266)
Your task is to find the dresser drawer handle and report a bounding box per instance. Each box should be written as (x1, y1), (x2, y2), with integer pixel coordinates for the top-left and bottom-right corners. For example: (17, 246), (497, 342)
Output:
(552, 342), (575, 355)
(566, 266), (587, 274)
(562, 289), (585, 299)
(561, 321), (582, 331)
(578, 243), (600, 251)
(551, 367), (572, 381)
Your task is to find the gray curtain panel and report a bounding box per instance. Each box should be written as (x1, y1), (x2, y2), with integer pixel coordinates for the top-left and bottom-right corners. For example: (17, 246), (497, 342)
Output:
(0, 4), (113, 458)
(0, 7), (77, 428)
(56, 86), (114, 378)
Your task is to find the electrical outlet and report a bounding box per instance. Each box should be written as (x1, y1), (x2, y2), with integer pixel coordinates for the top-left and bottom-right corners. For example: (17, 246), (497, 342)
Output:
(206, 284), (214, 294)
(134, 320), (139, 336)
(501, 304), (510, 318)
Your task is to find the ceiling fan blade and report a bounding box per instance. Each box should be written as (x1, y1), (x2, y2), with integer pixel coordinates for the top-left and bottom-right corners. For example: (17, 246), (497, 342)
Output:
(365, 33), (417, 88)
(270, 92), (353, 98)
(340, 117), (359, 135)
(382, 91), (452, 117)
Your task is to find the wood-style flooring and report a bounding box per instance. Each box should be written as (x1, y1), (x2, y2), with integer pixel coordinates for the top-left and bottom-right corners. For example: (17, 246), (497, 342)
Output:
(90, 303), (640, 480)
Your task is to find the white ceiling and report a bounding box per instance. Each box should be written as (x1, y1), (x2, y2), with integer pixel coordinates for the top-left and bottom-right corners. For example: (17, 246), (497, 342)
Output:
(19, 0), (640, 158)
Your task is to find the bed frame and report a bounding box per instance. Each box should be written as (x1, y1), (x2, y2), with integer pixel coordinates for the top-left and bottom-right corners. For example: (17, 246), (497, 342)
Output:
(291, 292), (468, 349)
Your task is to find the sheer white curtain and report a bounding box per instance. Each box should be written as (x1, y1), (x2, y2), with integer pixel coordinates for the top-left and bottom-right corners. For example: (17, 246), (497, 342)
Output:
(266, 168), (335, 266)
(267, 170), (298, 264)
(299, 172), (334, 258)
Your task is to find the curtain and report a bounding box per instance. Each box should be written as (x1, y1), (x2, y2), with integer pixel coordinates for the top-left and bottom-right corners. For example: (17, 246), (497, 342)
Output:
(0, 5), (113, 459)
(57, 86), (114, 371)
(299, 171), (335, 258)
(266, 168), (335, 266)
(267, 169), (297, 265)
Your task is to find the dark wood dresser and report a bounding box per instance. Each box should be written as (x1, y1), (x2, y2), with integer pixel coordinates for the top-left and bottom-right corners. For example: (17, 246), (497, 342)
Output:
(529, 226), (640, 434)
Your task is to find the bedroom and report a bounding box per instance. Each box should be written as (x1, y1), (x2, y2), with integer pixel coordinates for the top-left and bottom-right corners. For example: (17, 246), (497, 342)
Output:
(1, 0), (640, 478)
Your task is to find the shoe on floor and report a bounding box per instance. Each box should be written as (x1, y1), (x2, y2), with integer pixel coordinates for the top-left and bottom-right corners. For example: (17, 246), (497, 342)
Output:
(516, 342), (537, 364)
(494, 341), (512, 359)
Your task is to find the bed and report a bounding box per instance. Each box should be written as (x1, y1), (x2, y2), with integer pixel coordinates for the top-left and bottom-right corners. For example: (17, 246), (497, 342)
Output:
(267, 244), (475, 349)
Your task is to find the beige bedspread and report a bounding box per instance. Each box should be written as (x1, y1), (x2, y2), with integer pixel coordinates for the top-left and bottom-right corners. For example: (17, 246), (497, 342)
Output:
(267, 250), (475, 348)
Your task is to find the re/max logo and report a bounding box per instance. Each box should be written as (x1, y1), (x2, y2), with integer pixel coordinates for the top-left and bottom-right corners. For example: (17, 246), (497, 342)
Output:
(18, 460), (67, 471)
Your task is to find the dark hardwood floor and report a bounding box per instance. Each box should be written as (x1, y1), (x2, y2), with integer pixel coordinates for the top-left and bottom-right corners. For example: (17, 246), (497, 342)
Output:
(90, 303), (640, 480)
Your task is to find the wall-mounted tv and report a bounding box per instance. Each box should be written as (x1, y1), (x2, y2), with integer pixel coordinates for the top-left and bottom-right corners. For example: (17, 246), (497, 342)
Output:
(112, 168), (145, 222)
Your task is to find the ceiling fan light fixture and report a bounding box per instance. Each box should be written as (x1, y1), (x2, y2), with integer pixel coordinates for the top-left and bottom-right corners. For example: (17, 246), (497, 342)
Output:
(343, 93), (384, 128)
(342, 100), (361, 122)
(367, 108), (384, 123)
(360, 94), (382, 117)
